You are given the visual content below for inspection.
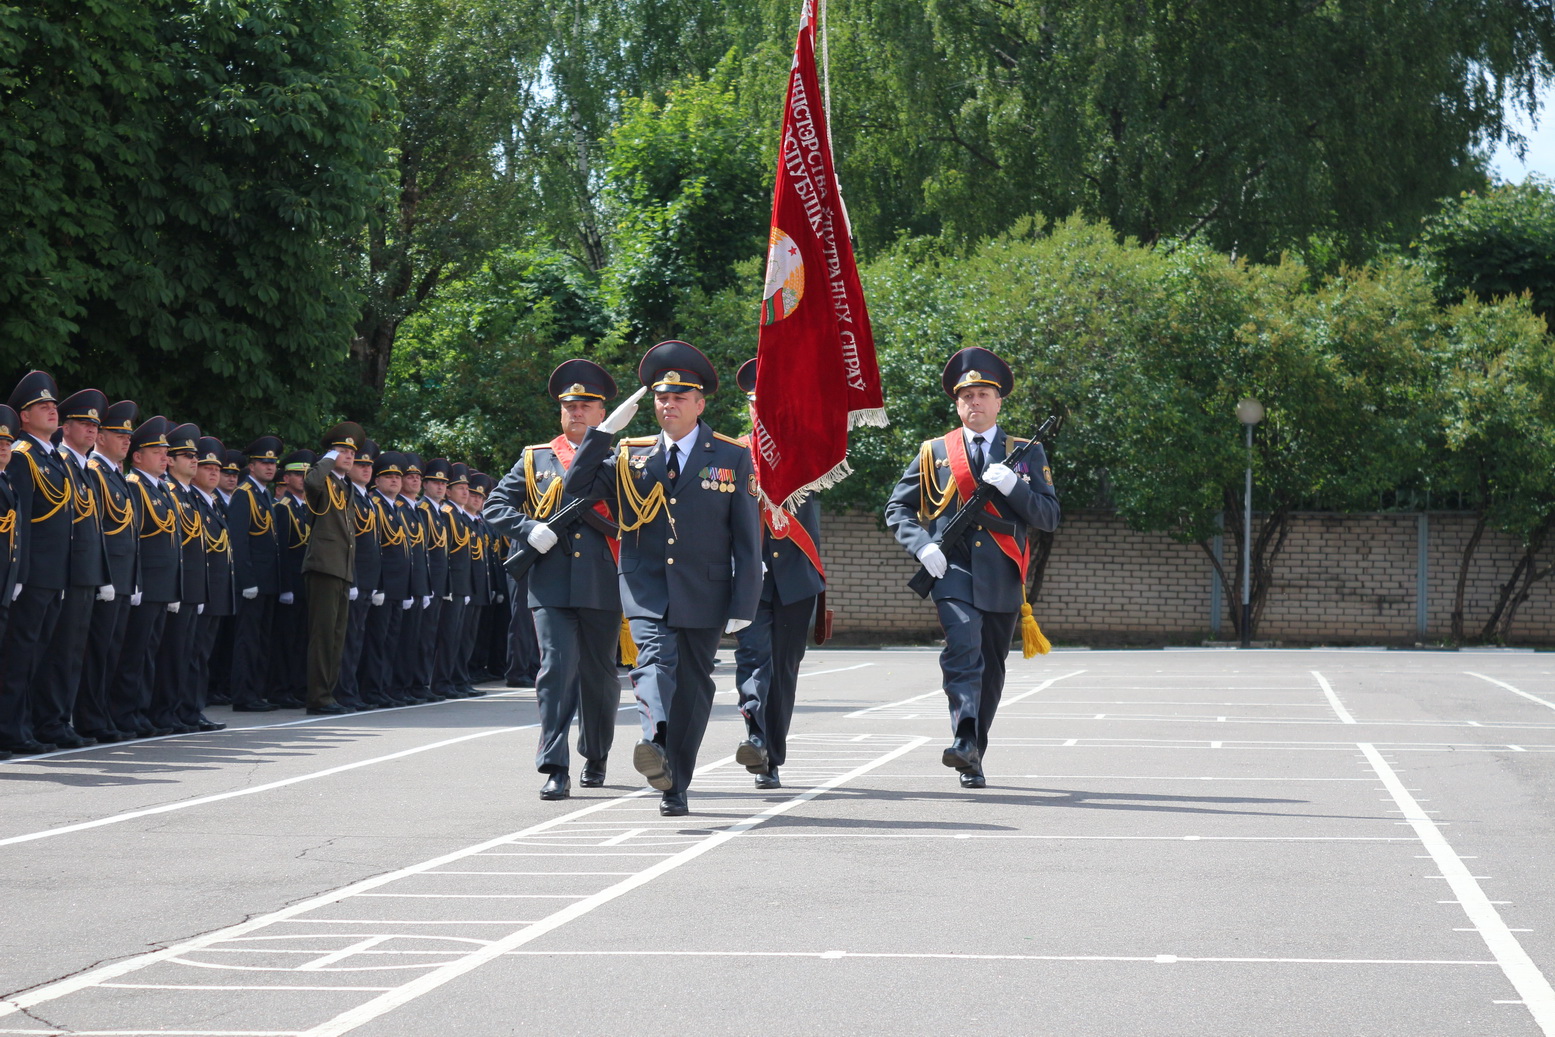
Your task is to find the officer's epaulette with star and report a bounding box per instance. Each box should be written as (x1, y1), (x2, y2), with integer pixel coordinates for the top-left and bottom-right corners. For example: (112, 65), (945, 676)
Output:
(711, 431), (744, 447)
(126, 472), (140, 483)
(87, 458), (101, 470)
(14, 440), (29, 453)
(620, 436), (657, 447)
(523, 441), (555, 453)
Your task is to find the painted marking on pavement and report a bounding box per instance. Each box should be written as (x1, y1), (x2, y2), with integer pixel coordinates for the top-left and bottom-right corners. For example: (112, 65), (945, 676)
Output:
(1001, 669), (1087, 706)
(1468, 672), (1555, 712)
(1312, 671), (1356, 724)
(1361, 742), (1555, 1034)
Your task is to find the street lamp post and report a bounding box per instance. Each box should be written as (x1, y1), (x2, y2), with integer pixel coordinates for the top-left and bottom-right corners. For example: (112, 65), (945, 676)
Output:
(1236, 398), (1264, 648)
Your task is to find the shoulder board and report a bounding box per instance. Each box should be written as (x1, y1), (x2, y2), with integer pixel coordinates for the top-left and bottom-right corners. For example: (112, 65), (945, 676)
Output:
(126, 472), (140, 483)
(14, 440), (29, 452)
(1008, 437), (1030, 446)
(523, 442), (555, 453)
(440, 502), (454, 513)
(711, 432), (745, 446)
(87, 458), (101, 470)
(621, 436), (657, 446)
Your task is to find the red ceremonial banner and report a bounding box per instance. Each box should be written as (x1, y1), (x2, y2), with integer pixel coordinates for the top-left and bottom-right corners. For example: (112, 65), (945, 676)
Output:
(752, 0), (886, 508)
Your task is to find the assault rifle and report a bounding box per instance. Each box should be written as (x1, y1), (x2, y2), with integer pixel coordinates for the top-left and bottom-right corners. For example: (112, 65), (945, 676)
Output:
(906, 415), (1061, 599)
(504, 496), (609, 581)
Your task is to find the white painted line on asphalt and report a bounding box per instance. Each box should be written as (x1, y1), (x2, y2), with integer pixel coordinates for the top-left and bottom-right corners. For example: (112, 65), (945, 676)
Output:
(298, 936), (393, 972)
(1468, 672), (1555, 712)
(844, 690), (941, 718)
(103, 984), (396, 991)
(499, 949), (1497, 965)
(0, 724), (536, 849)
(717, 661), (873, 696)
(428, 871), (635, 876)
(1001, 669), (1087, 706)
(600, 828), (646, 846)
(299, 737), (930, 1037)
(1311, 671), (1356, 723)
(0, 703), (646, 848)
(0, 785), (658, 1019)
(1361, 742), (1555, 1034)
(0, 689), (531, 765)
(739, 832), (1409, 842)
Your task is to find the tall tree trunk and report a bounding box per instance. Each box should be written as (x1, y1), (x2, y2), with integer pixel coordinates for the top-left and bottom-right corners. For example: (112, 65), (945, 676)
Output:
(1027, 528), (1055, 601)
(1248, 506), (1292, 638)
(1495, 515), (1555, 642)
(1452, 509), (1487, 643)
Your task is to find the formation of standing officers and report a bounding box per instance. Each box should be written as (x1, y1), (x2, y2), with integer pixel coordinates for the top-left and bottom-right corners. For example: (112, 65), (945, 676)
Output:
(0, 340), (1061, 814)
(0, 369), (518, 758)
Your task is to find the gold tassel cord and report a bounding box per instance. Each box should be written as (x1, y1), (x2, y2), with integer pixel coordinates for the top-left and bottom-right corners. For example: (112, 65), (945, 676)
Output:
(20, 448), (72, 523)
(95, 471), (134, 537)
(615, 443), (667, 532)
(618, 614), (639, 667)
(305, 474), (348, 516)
(917, 441), (956, 521)
(1020, 600), (1051, 658)
(136, 483), (177, 539)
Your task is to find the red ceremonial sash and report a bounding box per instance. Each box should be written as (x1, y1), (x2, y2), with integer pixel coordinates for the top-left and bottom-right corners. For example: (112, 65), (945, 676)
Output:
(550, 434), (620, 564)
(942, 431), (1028, 583)
(764, 501), (825, 580)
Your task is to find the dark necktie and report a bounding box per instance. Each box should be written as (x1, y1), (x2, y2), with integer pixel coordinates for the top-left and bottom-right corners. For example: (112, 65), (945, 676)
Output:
(970, 435), (986, 476)
(666, 445), (681, 483)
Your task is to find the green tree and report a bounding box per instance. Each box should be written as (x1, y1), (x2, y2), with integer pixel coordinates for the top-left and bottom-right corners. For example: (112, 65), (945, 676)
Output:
(0, 0), (395, 447)
(1417, 179), (1555, 326)
(1438, 297), (1555, 642)
(831, 0), (1554, 259)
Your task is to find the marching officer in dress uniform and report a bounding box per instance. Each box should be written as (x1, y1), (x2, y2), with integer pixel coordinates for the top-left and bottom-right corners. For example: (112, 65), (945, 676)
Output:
(270, 449), (314, 708)
(108, 416), (181, 737)
(363, 450), (413, 707)
(557, 340), (762, 816)
(885, 347), (1062, 788)
(731, 359), (826, 790)
(183, 436), (231, 731)
(0, 405), (23, 755)
(75, 400), (141, 742)
(148, 422), (207, 733)
(0, 370), (75, 754)
(432, 462), (476, 700)
(34, 388), (114, 748)
(335, 439), (382, 710)
(301, 421), (364, 716)
(227, 436), (283, 712)
(413, 457), (450, 702)
(489, 358), (625, 800)
(395, 453), (434, 702)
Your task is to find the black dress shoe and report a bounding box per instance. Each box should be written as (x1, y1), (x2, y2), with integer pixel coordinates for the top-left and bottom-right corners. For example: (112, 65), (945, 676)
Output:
(80, 729), (120, 744)
(659, 791), (688, 817)
(306, 703), (352, 716)
(231, 701), (280, 713)
(960, 770), (987, 789)
(540, 772), (571, 800)
(2, 741), (56, 755)
(197, 719), (228, 732)
(632, 740), (673, 791)
(942, 736), (981, 774)
(272, 697), (306, 709)
(579, 761), (607, 788)
(754, 767), (781, 790)
(735, 735), (769, 774)
(39, 730), (91, 749)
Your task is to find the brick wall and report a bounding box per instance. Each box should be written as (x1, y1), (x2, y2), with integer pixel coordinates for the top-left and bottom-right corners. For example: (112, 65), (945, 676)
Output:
(822, 508), (1555, 645)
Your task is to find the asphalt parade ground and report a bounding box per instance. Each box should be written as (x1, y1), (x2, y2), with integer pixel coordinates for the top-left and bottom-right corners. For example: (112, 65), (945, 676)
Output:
(3, 649), (1555, 1035)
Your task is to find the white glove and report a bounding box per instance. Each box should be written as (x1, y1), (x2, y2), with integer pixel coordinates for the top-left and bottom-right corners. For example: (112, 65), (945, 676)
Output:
(725, 617), (751, 634)
(97, 585), (115, 602)
(166, 601), (181, 614)
(322, 449), (339, 462)
(197, 603), (204, 615)
(917, 543), (948, 578)
(242, 586), (258, 600)
(401, 598), (413, 610)
(371, 590), (385, 606)
(463, 595), (470, 605)
(982, 462), (1018, 495)
(598, 385), (648, 434)
(421, 595), (432, 609)
(527, 523), (558, 554)
(279, 591), (295, 605)
(349, 587), (359, 601)
(442, 592), (453, 602)
(10, 583), (20, 602)
(496, 594), (505, 604)
(130, 591), (143, 607)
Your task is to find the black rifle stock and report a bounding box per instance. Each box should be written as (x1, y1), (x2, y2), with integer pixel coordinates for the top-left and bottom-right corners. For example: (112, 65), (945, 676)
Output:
(504, 496), (593, 580)
(906, 415), (1060, 599)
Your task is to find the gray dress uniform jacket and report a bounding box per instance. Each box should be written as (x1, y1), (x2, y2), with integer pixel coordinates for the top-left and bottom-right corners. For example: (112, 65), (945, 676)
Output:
(487, 441), (621, 612)
(562, 422), (761, 629)
(884, 428), (1061, 614)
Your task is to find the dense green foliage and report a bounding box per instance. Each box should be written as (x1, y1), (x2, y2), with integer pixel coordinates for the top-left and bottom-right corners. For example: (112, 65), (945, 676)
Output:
(7, 0), (1555, 638)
